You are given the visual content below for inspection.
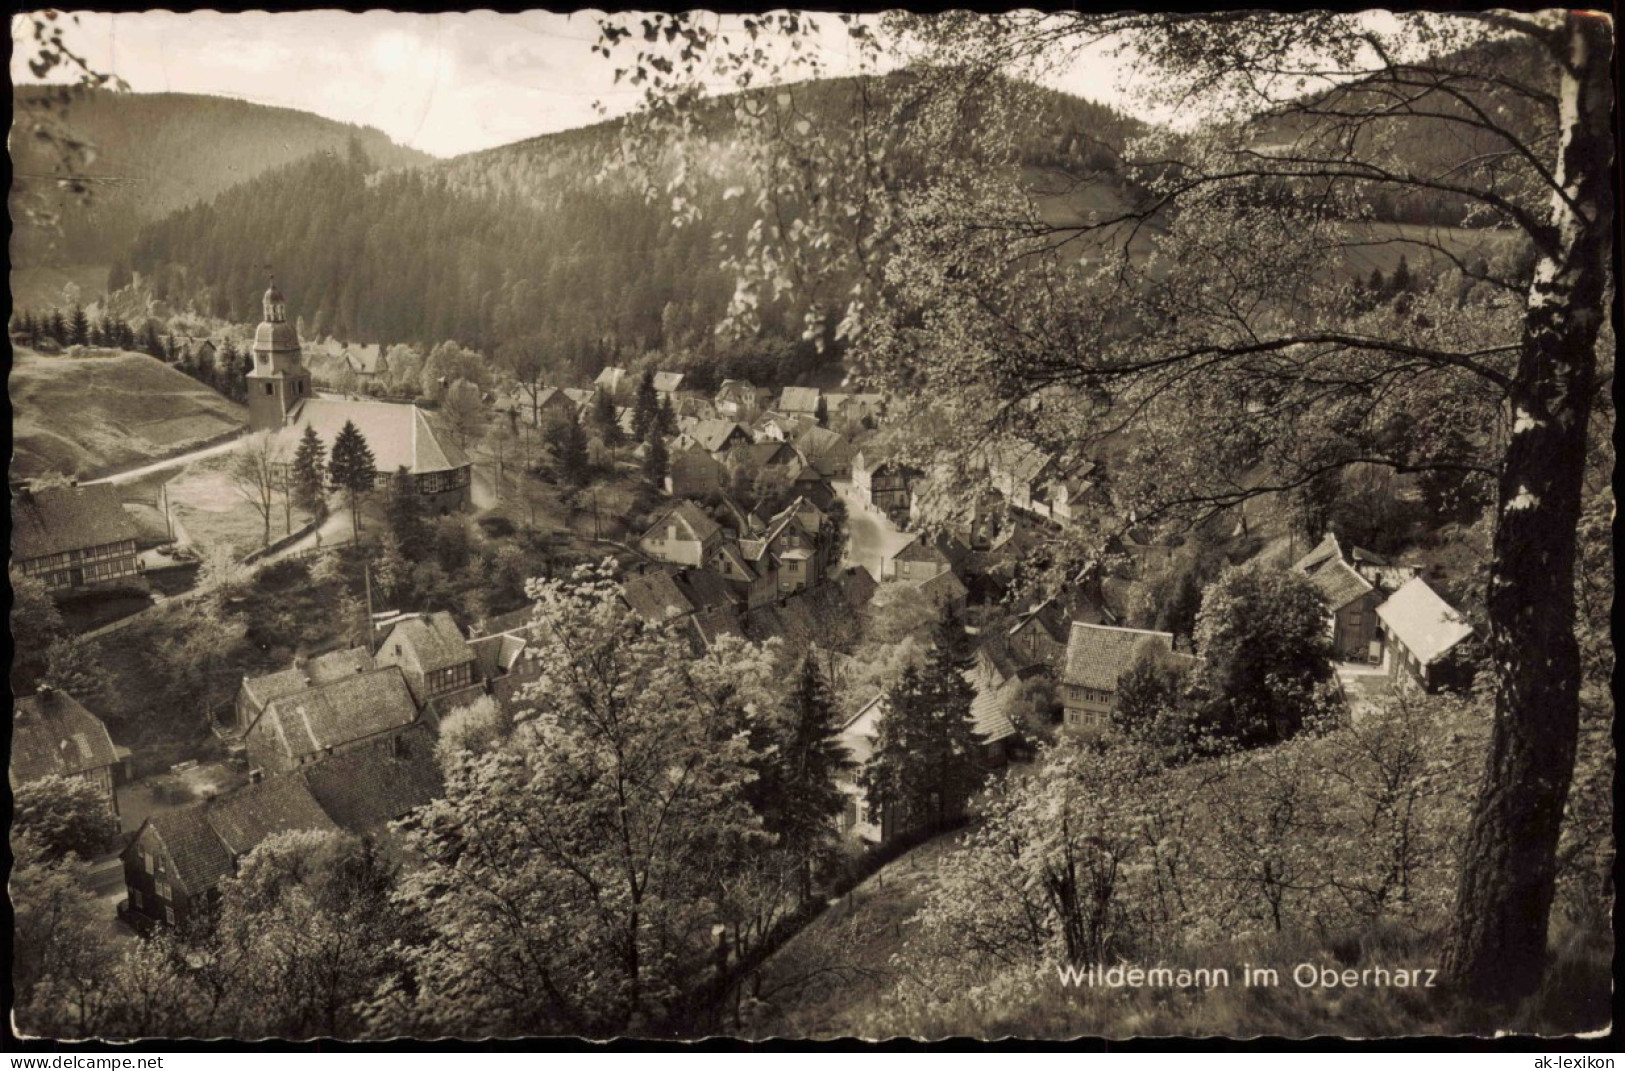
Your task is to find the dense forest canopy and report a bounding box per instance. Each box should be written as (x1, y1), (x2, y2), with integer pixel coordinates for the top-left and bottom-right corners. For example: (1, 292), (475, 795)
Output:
(11, 87), (431, 267)
(121, 74), (1146, 357)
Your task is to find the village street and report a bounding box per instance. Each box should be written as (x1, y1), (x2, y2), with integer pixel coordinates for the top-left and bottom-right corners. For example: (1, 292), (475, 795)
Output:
(834, 478), (915, 580)
(82, 432), (246, 487)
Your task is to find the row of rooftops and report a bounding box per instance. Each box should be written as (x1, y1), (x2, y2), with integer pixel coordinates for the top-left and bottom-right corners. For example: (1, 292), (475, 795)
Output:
(126, 725), (444, 902)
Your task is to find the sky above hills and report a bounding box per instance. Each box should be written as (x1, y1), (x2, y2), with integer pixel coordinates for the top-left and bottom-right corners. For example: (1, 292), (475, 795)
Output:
(9, 11), (1142, 158)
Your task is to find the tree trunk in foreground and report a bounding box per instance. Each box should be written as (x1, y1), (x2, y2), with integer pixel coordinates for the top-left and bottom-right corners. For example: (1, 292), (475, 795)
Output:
(1443, 12), (1613, 1005)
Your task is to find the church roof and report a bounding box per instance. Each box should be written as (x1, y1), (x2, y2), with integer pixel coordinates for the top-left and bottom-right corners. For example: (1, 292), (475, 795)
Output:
(272, 398), (468, 475)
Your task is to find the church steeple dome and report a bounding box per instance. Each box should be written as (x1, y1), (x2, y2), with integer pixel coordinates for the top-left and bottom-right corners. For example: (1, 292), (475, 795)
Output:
(263, 274), (287, 324)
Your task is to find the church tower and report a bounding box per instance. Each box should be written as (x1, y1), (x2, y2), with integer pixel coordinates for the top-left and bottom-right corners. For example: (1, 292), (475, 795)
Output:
(246, 275), (312, 432)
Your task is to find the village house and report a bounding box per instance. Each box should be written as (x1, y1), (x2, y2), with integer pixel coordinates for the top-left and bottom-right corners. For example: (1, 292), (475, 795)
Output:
(1294, 533), (1387, 662)
(653, 371), (686, 399)
(121, 775), (338, 930)
(1048, 460), (1099, 525)
(242, 666), (419, 778)
(881, 534), (953, 583)
(341, 343), (386, 382)
(12, 482), (142, 592)
(373, 611), (479, 706)
(965, 669), (1022, 768)
(823, 392), (885, 431)
(639, 500), (725, 567)
(726, 440), (807, 485)
(10, 686), (122, 828)
(686, 418), (754, 458)
(236, 646), (376, 733)
(299, 725), (443, 836)
(594, 366), (631, 400)
(836, 695), (886, 843)
(776, 385), (823, 418)
(988, 440), (1058, 518)
(753, 410), (818, 443)
(1060, 623), (1178, 735)
(794, 425), (855, 479)
(1375, 576), (1476, 692)
(714, 379), (768, 422)
(504, 385), (579, 428)
(851, 451), (920, 521)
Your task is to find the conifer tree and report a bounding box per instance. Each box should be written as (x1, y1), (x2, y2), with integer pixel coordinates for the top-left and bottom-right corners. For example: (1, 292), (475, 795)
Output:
(46, 310), (67, 346)
(642, 426), (669, 488)
(657, 393), (678, 437)
(328, 419), (377, 544)
(67, 304), (89, 347)
(140, 321), (163, 359)
(631, 370), (659, 442)
(546, 416), (591, 490)
(861, 612), (986, 840)
(290, 425), (328, 515)
(592, 388), (623, 451)
(385, 466), (432, 561)
(761, 654), (853, 897)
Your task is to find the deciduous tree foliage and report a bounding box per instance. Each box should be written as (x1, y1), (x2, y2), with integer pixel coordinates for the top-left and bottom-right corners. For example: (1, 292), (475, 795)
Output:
(374, 563), (770, 1036)
(12, 775), (114, 862)
(598, 8), (1615, 1002)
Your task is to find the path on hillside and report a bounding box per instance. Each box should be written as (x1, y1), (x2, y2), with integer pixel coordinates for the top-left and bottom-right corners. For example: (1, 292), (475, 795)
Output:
(835, 479), (915, 580)
(83, 433), (246, 486)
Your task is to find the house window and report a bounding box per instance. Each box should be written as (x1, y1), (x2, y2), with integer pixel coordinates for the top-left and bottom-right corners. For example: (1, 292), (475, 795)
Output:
(145, 851), (155, 875)
(1349, 611), (1363, 627)
(131, 889), (143, 910)
(164, 906), (176, 925)
(296, 381), (304, 395)
(264, 383), (274, 396)
(157, 881), (172, 901)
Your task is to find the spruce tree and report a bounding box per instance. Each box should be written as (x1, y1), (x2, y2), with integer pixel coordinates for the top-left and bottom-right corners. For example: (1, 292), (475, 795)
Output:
(860, 623), (986, 841)
(67, 305), (89, 348)
(642, 426), (669, 488)
(546, 415), (591, 490)
(385, 466), (432, 561)
(140, 321), (163, 360)
(291, 425), (328, 514)
(46, 310), (67, 346)
(657, 393), (678, 437)
(592, 388), (623, 450)
(767, 654), (853, 897)
(631, 370), (659, 442)
(328, 419), (378, 544)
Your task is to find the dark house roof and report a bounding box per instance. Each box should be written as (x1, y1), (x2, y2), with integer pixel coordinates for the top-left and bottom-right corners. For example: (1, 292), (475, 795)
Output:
(136, 806), (235, 898)
(1062, 623), (1175, 692)
(256, 667), (418, 762)
(727, 441), (803, 474)
(136, 776), (339, 897)
(12, 484), (141, 561)
(10, 689), (119, 786)
(206, 775), (339, 857)
(623, 570), (696, 622)
(380, 612), (474, 674)
(1304, 556), (1374, 612)
(301, 726), (443, 833)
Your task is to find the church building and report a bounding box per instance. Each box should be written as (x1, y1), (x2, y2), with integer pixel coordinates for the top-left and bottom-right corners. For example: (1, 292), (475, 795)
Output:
(244, 279), (472, 512)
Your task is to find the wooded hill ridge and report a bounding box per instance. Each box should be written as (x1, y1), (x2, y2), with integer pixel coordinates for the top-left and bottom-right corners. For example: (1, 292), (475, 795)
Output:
(11, 87), (433, 268)
(120, 73), (1151, 356)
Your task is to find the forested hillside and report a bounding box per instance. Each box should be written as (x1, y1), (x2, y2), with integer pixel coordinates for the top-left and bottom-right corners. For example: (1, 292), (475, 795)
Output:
(124, 74), (1149, 359)
(11, 88), (432, 269)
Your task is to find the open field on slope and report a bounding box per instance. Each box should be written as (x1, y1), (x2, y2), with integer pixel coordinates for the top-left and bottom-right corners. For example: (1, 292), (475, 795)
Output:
(9, 347), (247, 481)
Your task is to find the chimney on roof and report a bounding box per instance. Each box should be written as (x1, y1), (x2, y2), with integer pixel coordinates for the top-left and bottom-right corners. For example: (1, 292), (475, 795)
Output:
(36, 683), (55, 702)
